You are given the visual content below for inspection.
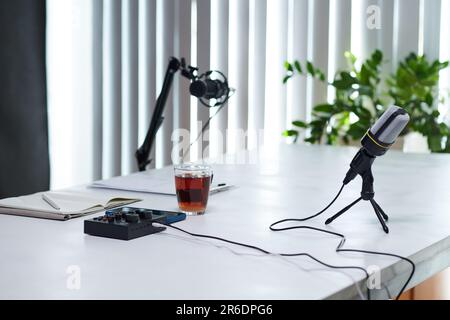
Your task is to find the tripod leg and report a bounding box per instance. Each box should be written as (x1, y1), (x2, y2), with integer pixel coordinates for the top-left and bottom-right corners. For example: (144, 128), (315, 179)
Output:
(325, 197), (363, 225)
(371, 199), (388, 221)
(370, 199), (389, 234)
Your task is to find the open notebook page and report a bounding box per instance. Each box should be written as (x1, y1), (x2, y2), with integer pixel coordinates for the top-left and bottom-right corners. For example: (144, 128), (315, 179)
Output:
(0, 190), (141, 220)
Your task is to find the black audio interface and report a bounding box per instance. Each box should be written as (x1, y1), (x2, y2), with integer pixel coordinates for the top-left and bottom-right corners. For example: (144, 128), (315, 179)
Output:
(84, 207), (186, 240)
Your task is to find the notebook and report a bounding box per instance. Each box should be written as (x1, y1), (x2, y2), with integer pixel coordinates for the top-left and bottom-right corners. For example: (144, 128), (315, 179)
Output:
(0, 190), (141, 221)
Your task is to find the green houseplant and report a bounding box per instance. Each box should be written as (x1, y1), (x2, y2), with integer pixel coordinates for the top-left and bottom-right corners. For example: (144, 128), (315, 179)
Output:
(283, 50), (450, 152)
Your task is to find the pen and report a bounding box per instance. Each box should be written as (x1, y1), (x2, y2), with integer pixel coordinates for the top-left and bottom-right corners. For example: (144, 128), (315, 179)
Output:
(42, 193), (60, 210)
(210, 184), (233, 194)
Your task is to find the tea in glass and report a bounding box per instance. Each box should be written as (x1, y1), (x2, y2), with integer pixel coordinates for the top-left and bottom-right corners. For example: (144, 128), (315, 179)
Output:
(174, 164), (212, 215)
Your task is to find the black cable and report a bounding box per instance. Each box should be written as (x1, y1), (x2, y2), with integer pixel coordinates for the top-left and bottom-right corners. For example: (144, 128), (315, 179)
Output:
(269, 184), (415, 300)
(337, 249), (415, 300)
(160, 222), (371, 300)
(270, 183), (345, 225)
(158, 184), (415, 300)
(270, 225), (415, 300)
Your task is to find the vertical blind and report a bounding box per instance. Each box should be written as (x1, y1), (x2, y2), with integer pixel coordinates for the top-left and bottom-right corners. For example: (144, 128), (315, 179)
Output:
(47, 0), (450, 189)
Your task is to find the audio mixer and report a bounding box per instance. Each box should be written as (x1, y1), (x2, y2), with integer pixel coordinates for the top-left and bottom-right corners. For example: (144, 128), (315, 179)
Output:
(84, 207), (186, 240)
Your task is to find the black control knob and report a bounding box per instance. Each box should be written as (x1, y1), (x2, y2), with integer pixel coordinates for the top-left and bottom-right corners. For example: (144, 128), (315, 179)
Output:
(125, 213), (139, 223)
(137, 209), (153, 220)
(121, 208), (135, 220)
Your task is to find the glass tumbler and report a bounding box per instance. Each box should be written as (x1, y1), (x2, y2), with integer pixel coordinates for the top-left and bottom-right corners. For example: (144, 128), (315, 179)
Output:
(174, 163), (212, 215)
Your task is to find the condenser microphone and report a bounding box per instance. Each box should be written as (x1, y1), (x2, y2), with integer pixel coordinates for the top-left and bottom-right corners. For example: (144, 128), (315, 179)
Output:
(360, 105), (410, 157)
(323, 106), (410, 232)
(343, 106), (410, 185)
(189, 71), (230, 101)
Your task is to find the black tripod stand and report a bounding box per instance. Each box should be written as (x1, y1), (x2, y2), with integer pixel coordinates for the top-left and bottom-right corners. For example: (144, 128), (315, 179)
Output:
(325, 148), (390, 233)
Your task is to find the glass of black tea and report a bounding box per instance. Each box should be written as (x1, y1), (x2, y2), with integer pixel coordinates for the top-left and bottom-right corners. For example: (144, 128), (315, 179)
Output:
(174, 163), (212, 215)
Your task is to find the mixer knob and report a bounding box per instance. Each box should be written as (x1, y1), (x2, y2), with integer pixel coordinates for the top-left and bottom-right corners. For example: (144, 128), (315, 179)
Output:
(125, 213), (139, 223)
(137, 209), (153, 220)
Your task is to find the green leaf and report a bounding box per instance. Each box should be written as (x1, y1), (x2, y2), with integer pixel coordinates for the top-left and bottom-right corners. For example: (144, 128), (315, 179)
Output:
(306, 61), (315, 76)
(332, 80), (348, 90)
(439, 123), (449, 135)
(359, 64), (375, 85)
(372, 50), (383, 64)
(313, 104), (334, 114)
(355, 105), (372, 120)
(283, 75), (291, 84)
(428, 135), (443, 152)
(284, 61), (293, 72)
(292, 120), (307, 128)
(294, 60), (302, 73)
(319, 72), (326, 82)
(347, 123), (367, 140)
(397, 67), (416, 86)
(304, 137), (318, 144)
(425, 93), (433, 106)
(282, 130), (298, 137)
(341, 71), (356, 82)
(358, 85), (373, 96)
(309, 119), (326, 127)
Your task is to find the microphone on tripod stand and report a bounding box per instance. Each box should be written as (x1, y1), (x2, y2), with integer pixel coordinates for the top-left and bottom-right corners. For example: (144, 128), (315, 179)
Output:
(343, 106), (410, 185)
(325, 105), (410, 233)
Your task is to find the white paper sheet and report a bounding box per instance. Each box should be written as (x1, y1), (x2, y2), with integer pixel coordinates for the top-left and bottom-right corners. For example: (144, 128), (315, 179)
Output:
(90, 167), (176, 195)
(90, 165), (235, 196)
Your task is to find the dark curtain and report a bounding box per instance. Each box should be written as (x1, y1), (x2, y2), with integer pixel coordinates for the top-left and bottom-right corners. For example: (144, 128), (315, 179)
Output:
(0, 0), (50, 198)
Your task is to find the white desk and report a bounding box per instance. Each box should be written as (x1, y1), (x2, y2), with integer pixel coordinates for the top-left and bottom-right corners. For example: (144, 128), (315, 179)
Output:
(1, 144), (450, 299)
